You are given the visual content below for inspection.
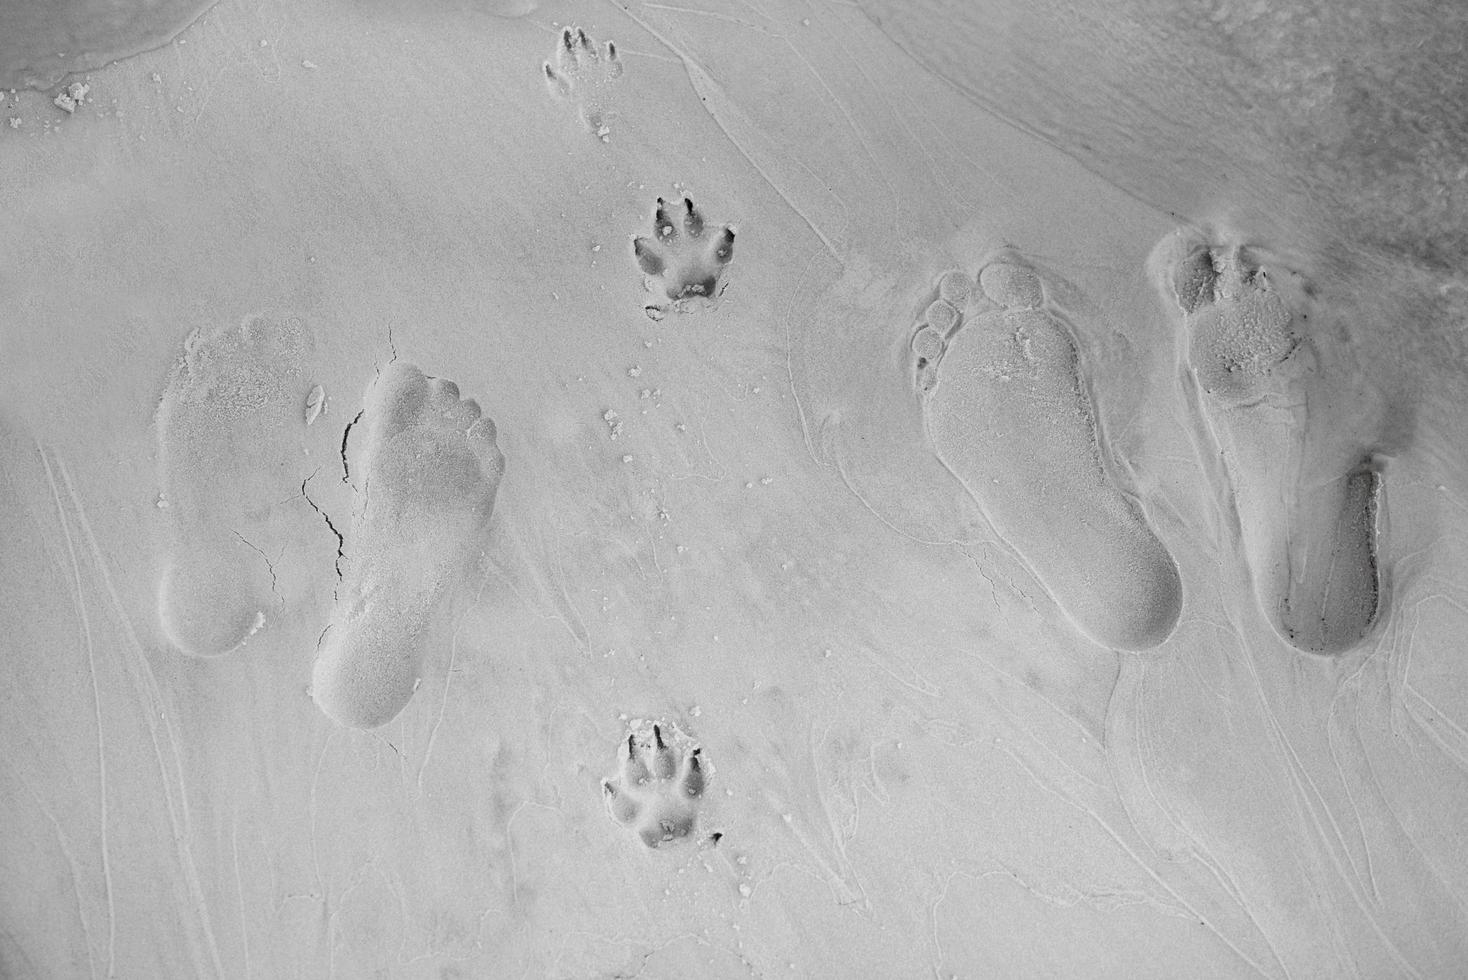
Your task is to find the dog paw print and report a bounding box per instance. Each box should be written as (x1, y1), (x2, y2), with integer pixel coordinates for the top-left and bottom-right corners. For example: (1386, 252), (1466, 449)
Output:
(542, 26), (623, 140)
(632, 197), (735, 317)
(601, 721), (707, 848)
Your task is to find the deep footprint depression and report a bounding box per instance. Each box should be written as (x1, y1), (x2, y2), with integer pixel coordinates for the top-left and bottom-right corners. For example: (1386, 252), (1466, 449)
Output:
(1154, 232), (1385, 655)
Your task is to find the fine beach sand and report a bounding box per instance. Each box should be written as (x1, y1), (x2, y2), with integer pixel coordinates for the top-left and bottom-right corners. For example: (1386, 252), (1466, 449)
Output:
(3, 0), (1467, 977)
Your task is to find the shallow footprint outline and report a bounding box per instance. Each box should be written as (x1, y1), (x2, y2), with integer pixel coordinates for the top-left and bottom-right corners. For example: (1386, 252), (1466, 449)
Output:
(155, 312), (317, 658)
(310, 363), (506, 730)
(917, 253), (1183, 652)
(1160, 235), (1382, 655)
(632, 196), (735, 318)
(602, 721), (707, 849)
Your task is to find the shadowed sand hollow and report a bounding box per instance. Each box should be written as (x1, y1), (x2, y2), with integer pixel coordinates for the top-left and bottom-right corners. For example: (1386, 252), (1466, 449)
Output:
(1153, 232), (1383, 655)
(310, 362), (505, 730)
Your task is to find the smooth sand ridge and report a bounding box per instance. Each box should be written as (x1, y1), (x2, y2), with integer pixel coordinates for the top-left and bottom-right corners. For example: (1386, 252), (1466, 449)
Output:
(1156, 233), (1383, 655)
(310, 362), (505, 730)
(155, 313), (316, 658)
(919, 253), (1183, 652)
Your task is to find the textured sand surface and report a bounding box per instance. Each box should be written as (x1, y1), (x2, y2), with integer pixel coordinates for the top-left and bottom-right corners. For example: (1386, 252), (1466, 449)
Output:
(2, 0), (1467, 977)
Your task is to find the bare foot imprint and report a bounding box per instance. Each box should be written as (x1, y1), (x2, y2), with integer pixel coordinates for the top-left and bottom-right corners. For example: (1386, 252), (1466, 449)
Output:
(918, 254), (1182, 651)
(155, 313), (316, 658)
(1156, 235), (1382, 655)
(632, 196), (735, 319)
(602, 721), (707, 848)
(310, 363), (505, 729)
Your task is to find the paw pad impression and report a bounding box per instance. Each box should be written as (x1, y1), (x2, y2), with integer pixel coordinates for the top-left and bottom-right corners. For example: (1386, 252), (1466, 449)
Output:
(632, 197), (735, 318)
(601, 720), (708, 849)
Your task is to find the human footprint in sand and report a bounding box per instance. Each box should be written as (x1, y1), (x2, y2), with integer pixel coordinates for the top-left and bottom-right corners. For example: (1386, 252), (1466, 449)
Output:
(154, 313), (316, 658)
(918, 254), (1182, 652)
(1156, 234), (1382, 655)
(311, 363), (505, 729)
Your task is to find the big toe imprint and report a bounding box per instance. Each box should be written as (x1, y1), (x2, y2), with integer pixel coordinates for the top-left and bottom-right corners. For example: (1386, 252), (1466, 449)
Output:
(310, 363), (506, 729)
(1155, 234), (1382, 655)
(155, 313), (319, 658)
(919, 253), (1182, 651)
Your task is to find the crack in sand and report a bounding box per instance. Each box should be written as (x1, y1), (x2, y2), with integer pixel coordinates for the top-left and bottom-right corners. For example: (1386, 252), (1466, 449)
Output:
(339, 410), (363, 486)
(299, 474), (345, 588)
(231, 530), (282, 605)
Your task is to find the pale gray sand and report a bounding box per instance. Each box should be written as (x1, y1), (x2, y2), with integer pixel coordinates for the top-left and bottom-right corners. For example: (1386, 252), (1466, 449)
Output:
(310, 363), (505, 729)
(3, 0), (1468, 976)
(921, 254), (1182, 651)
(1153, 233), (1387, 654)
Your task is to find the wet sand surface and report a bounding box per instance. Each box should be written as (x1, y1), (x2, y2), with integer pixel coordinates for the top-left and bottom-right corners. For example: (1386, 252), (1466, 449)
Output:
(1, 0), (217, 89)
(2, 0), (1467, 977)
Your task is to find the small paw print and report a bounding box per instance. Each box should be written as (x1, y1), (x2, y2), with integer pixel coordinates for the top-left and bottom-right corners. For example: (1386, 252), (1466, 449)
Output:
(632, 197), (735, 315)
(542, 26), (623, 140)
(602, 721), (707, 848)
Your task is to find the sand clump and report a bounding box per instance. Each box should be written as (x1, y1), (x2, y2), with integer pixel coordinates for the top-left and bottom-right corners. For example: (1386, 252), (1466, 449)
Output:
(52, 80), (88, 113)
